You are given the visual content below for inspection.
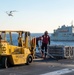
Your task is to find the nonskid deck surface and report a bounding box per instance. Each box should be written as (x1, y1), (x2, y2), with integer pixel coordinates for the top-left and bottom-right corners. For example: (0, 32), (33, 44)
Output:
(0, 56), (74, 75)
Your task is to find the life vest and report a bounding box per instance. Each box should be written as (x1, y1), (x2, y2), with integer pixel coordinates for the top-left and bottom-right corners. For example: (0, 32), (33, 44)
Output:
(41, 35), (49, 44)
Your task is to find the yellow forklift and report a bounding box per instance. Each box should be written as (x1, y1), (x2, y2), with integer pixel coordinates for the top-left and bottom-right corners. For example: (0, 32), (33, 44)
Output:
(0, 31), (36, 68)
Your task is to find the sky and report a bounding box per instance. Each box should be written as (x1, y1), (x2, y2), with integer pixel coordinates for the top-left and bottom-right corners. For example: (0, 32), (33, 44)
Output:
(0, 0), (74, 33)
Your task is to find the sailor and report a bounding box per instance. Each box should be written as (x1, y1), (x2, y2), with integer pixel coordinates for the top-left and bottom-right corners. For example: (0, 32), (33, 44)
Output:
(36, 31), (50, 59)
(18, 36), (22, 47)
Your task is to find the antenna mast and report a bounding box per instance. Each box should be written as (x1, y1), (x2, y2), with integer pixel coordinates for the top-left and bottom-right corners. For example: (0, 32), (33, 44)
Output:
(71, 20), (73, 26)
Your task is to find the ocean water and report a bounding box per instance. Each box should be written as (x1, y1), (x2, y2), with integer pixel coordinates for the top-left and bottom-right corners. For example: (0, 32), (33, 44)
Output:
(2, 33), (74, 53)
(3, 33), (74, 46)
(31, 33), (74, 46)
(51, 41), (74, 46)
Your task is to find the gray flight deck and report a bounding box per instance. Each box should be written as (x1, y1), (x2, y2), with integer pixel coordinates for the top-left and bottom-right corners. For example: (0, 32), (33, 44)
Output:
(0, 57), (74, 75)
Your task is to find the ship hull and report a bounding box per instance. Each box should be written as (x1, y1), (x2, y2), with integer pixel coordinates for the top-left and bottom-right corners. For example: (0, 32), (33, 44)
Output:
(50, 36), (74, 41)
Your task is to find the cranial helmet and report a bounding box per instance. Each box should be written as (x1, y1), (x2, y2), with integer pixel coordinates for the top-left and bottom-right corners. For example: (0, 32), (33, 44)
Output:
(44, 31), (48, 35)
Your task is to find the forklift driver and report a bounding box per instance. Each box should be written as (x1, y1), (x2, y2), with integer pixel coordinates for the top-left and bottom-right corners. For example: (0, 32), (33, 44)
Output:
(18, 36), (22, 47)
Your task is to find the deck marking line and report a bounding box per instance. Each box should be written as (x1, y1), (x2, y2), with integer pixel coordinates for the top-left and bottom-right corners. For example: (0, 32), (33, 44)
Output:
(40, 68), (74, 75)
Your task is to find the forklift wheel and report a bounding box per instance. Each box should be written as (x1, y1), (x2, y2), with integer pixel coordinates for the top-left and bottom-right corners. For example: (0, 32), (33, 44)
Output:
(1, 57), (11, 68)
(26, 55), (33, 65)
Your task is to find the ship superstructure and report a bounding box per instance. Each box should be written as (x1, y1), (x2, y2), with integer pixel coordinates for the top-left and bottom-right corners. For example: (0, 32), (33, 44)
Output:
(51, 25), (74, 41)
